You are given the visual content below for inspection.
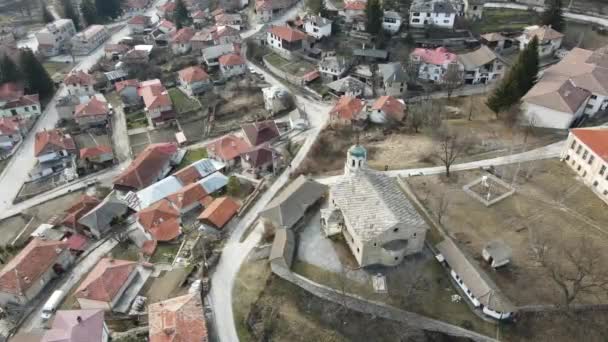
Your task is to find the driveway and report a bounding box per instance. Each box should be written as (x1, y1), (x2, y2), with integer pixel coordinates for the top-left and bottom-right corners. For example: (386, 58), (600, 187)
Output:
(111, 105), (132, 163)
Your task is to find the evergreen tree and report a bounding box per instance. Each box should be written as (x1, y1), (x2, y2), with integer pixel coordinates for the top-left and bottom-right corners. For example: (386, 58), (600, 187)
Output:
(95, 0), (122, 19)
(19, 49), (54, 98)
(306, 0), (328, 17)
(0, 55), (22, 84)
(518, 36), (540, 91)
(365, 0), (383, 35)
(541, 0), (565, 32)
(41, 0), (54, 23)
(81, 0), (99, 25)
(174, 0), (189, 30)
(61, 0), (80, 30)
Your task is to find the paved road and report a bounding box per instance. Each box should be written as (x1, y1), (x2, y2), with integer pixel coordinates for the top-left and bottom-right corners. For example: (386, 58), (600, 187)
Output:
(484, 2), (608, 27)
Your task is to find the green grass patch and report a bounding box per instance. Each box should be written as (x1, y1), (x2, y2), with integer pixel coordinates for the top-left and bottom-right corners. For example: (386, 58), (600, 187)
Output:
(110, 241), (140, 261)
(176, 148), (208, 169)
(150, 243), (181, 263)
(264, 53), (290, 68)
(126, 110), (148, 130)
(472, 8), (540, 33)
(43, 61), (73, 76)
(168, 88), (201, 114)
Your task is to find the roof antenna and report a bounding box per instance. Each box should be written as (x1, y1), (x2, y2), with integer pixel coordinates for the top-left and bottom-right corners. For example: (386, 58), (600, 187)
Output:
(355, 130), (360, 146)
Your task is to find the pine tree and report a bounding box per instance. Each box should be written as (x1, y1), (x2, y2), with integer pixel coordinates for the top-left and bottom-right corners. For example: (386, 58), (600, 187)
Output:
(366, 0), (383, 35)
(174, 0), (189, 30)
(95, 0), (122, 19)
(541, 0), (565, 32)
(81, 0), (99, 26)
(61, 0), (80, 30)
(306, 0), (328, 17)
(41, 0), (54, 23)
(19, 49), (54, 98)
(0, 55), (22, 84)
(519, 37), (540, 91)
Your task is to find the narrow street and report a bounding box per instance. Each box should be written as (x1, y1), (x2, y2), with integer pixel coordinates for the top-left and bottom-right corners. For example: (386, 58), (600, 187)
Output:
(111, 104), (132, 163)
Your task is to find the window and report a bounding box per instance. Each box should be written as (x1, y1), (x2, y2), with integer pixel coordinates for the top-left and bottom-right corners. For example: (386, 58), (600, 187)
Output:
(576, 145), (582, 154)
(604, 190), (608, 196)
(591, 94), (598, 100)
(589, 155), (595, 165)
(412, 12), (420, 16)
(565, 155), (570, 161)
(357, 247), (360, 253)
(393, 228), (399, 233)
(583, 171), (587, 177)
(412, 18), (420, 23)
(600, 165), (606, 175)
(373, 242), (377, 246)
(583, 150), (588, 159)
(577, 165), (582, 171)
(24, 107), (29, 112)
(571, 141), (577, 149)
(443, 20), (449, 23)
(593, 181), (599, 187)
(394, 257), (398, 261)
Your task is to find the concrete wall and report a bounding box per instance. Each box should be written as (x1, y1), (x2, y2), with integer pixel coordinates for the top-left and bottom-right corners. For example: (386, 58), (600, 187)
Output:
(77, 298), (112, 310)
(522, 102), (584, 129)
(263, 55), (305, 86)
(564, 132), (608, 205)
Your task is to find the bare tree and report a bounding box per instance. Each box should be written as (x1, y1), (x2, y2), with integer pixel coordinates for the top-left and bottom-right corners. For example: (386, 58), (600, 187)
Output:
(434, 126), (470, 177)
(467, 96), (474, 121)
(435, 192), (450, 224)
(443, 62), (463, 99)
(406, 102), (425, 133)
(541, 236), (608, 308)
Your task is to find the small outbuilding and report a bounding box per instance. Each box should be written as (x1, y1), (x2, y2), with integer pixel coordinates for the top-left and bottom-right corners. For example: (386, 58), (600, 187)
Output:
(482, 240), (512, 268)
(268, 228), (295, 270)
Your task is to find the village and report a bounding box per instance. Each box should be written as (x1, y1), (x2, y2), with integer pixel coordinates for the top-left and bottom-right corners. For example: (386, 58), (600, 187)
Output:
(0, 0), (606, 341)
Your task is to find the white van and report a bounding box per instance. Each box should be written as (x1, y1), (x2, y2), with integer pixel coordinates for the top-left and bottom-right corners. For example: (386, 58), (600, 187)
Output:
(41, 290), (64, 322)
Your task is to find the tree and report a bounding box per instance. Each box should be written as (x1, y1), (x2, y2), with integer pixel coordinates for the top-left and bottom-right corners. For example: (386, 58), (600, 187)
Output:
(95, 0), (122, 19)
(306, 0), (328, 16)
(19, 49), (54, 98)
(542, 0), (565, 32)
(365, 0), (383, 35)
(41, 0), (54, 23)
(174, 0), (189, 30)
(434, 126), (469, 177)
(443, 62), (463, 99)
(81, 0), (99, 26)
(61, 0), (80, 30)
(226, 175), (240, 196)
(0, 55), (22, 84)
(406, 102), (426, 133)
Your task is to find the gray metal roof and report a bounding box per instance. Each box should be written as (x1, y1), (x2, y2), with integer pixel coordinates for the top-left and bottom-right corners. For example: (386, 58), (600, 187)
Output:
(457, 45), (498, 70)
(78, 191), (129, 235)
(136, 176), (183, 209)
(260, 175), (327, 229)
(410, 0), (458, 13)
(268, 228), (295, 268)
(383, 11), (402, 20)
(379, 62), (407, 83)
(198, 172), (228, 194)
(104, 69), (129, 81)
(327, 76), (366, 94)
(202, 43), (235, 60)
(353, 48), (388, 59)
(483, 240), (512, 262)
(191, 158), (226, 178)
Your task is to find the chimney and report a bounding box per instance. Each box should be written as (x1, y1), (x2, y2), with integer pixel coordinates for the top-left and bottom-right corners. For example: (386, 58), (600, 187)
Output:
(77, 316), (82, 324)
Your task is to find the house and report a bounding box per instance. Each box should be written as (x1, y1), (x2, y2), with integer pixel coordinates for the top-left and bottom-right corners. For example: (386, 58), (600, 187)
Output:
(379, 62), (407, 96)
(321, 144), (428, 267)
(344, 1), (366, 22)
(329, 95), (366, 125)
(465, 0), (484, 19)
(260, 175), (327, 230)
(350, 64), (373, 84)
(0, 83), (41, 119)
(132, 176), (183, 210)
(79, 145), (114, 170)
(457, 45), (505, 85)
(75, 258), (139, 311)
(409, 0), (462, 29)
(157, 1), (176, 19)
(519, 25), (564, 58)
(198, 171), (229, 194)
(34, 129), (76, 164)
(268, 228), (295, 270)
(327, 76), (367, 97)
(70, 25), (110, 56)
(240, 146), (278, 175)
(521, 47), (608, 129)
(219, 53), (247, 78)
(42, 309), (109, 342)
(78, 191), (128, 239)
(480, 33), (515, 53)
(436, 238), (516, 320)
(170, 27), (195, 55)
(135, 199), (182, 244)
(482, 240), (512, 268)
(262, 86), (291, 114)
(148, 293), (208, 342)
(125, 0), (151, 14)
(0, 238), (73, 307)
(202, 43), (240, 67)
(215, 13), (243, 30)
(255, 0), (273, 22)
(178, 66), (211, 96)
(138, 79), (175, 126)
(267, 25), (307, 59)
(122, 48), (150, 65)
(192, 10), (207, 25)
(35, 19), (76, 57)
(61, 195), (100, 230)
(64, 70), (96, 97)
(113, 142), (179, 191)
(74, 97), (110, 128)
(166, 183), (208, 213)
(370, 96), (406, 124)
(241, 120), (280, 146)
(56, 95), (81, 120)
(172, 158), (226, 185)
(304, 15), (332, 40)
(198, 196), (240, 229)
(128, 15), (152, 33)
(157, 19), (176, 34)
(212, 25), (242, 45)
(562, 127), (608, 204)
(104, 44), (130, 60)
(410, 47), (459, 83)
(206, 134), (251, 167)
(115, 79), (141, 107)
(0, 117), (22, 153)
(319, 55), (349, 82)
(191, 29), (214, 50)
(382, 11), (402, 34)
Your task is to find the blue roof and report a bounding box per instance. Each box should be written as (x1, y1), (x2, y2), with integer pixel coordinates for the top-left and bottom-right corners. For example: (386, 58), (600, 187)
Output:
(349, 145), (367, 158)
(198, 172), (229, 194)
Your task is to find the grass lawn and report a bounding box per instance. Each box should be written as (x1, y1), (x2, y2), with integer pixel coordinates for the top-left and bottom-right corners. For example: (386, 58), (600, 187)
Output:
(126, 110), (148, 130)
(168, 88), (201, 114)
(110, 241), (140, 261)
(150, 243), (181, 263)
(264, 53), (289, 68)
(233, 260), (272, 341)
(176, 147), (207, 169)
(43, 61), (74, 76)
(472, 8), (540, 33)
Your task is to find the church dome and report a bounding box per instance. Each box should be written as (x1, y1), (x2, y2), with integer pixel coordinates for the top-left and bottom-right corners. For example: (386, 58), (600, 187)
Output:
(348, 144), (367, 158)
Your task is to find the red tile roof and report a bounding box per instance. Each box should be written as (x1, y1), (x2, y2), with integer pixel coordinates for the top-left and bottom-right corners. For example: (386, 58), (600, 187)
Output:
(571, 127), (608, 162)
(113, 143), (178, 190)
(0, 82), (23, 102)
(344, 0), (365, 10)
(128, 15), (150, 25)
(64, 70), (94, 86)
(75, 258), (137, 302)
(43, 309), (106, 342)
(62, 195), (100, 229)
(115, 79), (139, 93)
(159, 19), (176, 31)
(219, 53), (245, 66)
(149, 293), (208, 342)
(192, 10), (206, 19)
(372, 96), (406, 121)
(0, 238), (69, 295)
(66, 233), (88, 251)
(173, 165), (201, 185)
(330, 96), (365, 121)
(80, 145), (113, 159)
(211, 8), (224, 16)
(34, 129), (76, 157)
(0, 117), (19, 136)
(74, 98), (109, 118)
(171, 27), (195, 43)
(178, 66), (209, 83)
(166, 183), (208, 210)
(198, 197), (240, 228)
(138, 200), (181, 241)
(241, 120), (280, 146)
(212, 26), (240, 40)
(207, 134), (251, 162)
(268, 25), (307, 42)
(138, 80), (172, 111)
(159, 1), (176, 12)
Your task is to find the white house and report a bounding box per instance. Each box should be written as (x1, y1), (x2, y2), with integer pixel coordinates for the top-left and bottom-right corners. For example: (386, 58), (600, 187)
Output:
(64, 70), (96, 97)
(562, 127), (608, 204)
(170, 27), (195, 55)
(34, 129), (76, 164)
(370, 96), (406, 124)
(267, 25), (307, 59)
(0, 84), (41, 119)
(457, 45), (505, 85)
(319, 55), (349, 81)
(321, 144), (428, 267)
(70, 25), (110, 56)
(409, 0), (462, 29)
(35, 19), (76, 57)
(410, 47), (459, 83)
(522, 47), (608, 129)
(303, 15), (332, 40)
(127, 15), (151, 34)
(379, 62), (407, 97)
(178, 66), (211, 96)
(219, 53), (247, 78)
(382, 11), (402, 34)
(0, 117), (22, 151)
(343, 1), (366, 23)
(519, 25), (564, 58)
(138, 79), (175, 126)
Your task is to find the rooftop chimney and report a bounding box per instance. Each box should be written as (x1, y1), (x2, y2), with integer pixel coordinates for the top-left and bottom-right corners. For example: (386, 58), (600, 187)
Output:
(77, 316), (82, 324)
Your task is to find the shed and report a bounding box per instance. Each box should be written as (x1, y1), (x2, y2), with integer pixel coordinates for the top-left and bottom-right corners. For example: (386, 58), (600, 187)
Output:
(198, 196), (240, 229)
(482, 240), (512, 268)
(268, 228), (295, 269)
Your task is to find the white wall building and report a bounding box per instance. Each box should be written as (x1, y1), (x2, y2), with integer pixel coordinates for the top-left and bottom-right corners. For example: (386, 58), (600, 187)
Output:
(409, 0), (462, 29)
(35, 19), (76, 57)
(70, 25), (110, 56)
(410, 47), (459, 83)
(303, 16), (332, 40)
(457, 45), (505, 85)
(518, 25), (564, 58)
(382, 11), (402, 34)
